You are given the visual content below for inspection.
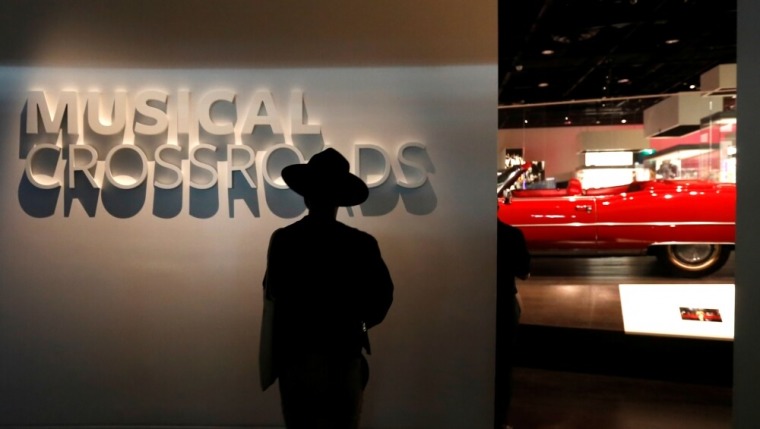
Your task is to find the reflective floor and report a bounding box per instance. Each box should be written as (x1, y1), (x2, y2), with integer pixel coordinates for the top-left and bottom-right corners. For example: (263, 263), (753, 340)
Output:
(517, 254), (736, 330)
(509, 367), (732, 429)
(524, 253), (735, 284)
(507, 254), (734, 429)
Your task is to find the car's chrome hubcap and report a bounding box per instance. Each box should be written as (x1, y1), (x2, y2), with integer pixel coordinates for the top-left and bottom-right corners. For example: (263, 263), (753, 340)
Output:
(667, 244), (722, 272)
(673, 244), (714, 264)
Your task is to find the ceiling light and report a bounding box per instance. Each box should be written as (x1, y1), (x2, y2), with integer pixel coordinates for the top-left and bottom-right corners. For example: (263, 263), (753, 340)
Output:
(621, 119), (627, 124)
(689, 84), (696, 89)
(617, 78), (630, 84)
(665, 38), (680, 45)
(538, 82), (549, 88)
(541, 49), (555, 55)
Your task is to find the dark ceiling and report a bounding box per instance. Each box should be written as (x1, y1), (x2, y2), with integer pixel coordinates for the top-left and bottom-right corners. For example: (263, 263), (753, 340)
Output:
(498, 0), (737, 129)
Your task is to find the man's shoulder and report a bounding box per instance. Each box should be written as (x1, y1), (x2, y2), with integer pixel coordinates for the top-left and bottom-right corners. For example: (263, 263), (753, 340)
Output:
(498, 220), (524, 238)
(336, 221), (377, 243)
(275, 218), (376, 242)
(270, 219), (308, 241)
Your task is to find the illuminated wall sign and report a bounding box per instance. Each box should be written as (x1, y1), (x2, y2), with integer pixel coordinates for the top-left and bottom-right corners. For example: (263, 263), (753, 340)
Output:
(21, 89), (429, 214)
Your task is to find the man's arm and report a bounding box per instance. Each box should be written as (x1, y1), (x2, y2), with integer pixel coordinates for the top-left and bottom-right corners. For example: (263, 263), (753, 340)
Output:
(362, 237), (394, 329)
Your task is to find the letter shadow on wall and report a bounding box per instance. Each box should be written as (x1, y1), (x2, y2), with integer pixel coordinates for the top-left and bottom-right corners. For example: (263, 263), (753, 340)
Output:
(190, 187), (219, 219)
(398, 179), (437, 215)
(265, 182), (306, 219)
(188, 146), (221, 218)
(359, 172), (437, 216)
(292, 133), (325, 160)
(17, 174), (60, 218)
(64, 173), (100, 217)
(133, 132), (171, 163)
(19, 104), (78, 159)
(360, 150), (437, 216)
(241, 125), (287, 153)
(83, 105), (125, 160)
(228, 171), (260, 217)
(198, 96), (237, 158)
(101, 180), (147, 218)
(398, 148), (436, 215)
(199, 129), (234, 161)
(153, 187), (183, 219)
(133, 99), (171, 162)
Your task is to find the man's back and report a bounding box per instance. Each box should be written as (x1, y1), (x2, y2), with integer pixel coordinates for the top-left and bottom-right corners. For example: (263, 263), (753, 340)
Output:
(265, 216), (393, 359)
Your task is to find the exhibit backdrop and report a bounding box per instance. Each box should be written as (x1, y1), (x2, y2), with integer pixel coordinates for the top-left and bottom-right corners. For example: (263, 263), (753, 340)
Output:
(0, 2), (498, 429)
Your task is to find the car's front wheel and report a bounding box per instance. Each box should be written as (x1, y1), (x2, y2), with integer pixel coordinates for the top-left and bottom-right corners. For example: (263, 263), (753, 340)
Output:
(655, 244), (731, 277)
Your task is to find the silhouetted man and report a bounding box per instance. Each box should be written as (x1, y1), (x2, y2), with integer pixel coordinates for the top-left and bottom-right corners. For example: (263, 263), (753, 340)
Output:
(495, 219), (530, 429)
(261, 148), (394, 429)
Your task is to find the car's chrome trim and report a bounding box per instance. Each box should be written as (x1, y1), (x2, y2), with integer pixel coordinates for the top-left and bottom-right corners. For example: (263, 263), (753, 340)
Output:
(510, 197), (594, 202)
(529, 249), (647, 257)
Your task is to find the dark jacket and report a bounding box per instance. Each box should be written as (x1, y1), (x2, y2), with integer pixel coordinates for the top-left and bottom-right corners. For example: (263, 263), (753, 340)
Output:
(497, 220), (531, 294)
(264, 215), (394, 363)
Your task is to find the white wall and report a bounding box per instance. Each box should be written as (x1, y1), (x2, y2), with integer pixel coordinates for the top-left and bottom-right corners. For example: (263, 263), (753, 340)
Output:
(0, 2), (498, 428)
(498, 124), (645, 179)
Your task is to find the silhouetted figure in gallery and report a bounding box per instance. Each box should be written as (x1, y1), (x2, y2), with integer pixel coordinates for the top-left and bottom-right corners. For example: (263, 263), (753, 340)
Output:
(260, 148), (394, 429)
(495, 220), (531, 429)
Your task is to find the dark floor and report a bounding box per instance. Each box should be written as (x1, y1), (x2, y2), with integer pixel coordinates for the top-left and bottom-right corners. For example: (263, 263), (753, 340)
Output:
(506, 255), (734, 429)
(509, 367), (732, 429)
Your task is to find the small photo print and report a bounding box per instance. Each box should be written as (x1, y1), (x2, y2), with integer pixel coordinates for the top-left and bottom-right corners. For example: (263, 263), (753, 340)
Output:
(680, 307), (723, 322)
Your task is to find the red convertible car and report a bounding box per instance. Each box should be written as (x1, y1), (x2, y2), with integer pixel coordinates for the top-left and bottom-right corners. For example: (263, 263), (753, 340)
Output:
(497, 164), (736, 277)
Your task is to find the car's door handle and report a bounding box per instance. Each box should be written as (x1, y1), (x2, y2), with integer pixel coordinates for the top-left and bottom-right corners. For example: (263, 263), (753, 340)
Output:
(575, 204), (593, 213)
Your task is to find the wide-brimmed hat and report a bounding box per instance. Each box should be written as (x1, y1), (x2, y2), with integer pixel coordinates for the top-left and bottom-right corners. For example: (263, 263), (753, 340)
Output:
(282, 148), (369, 207)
